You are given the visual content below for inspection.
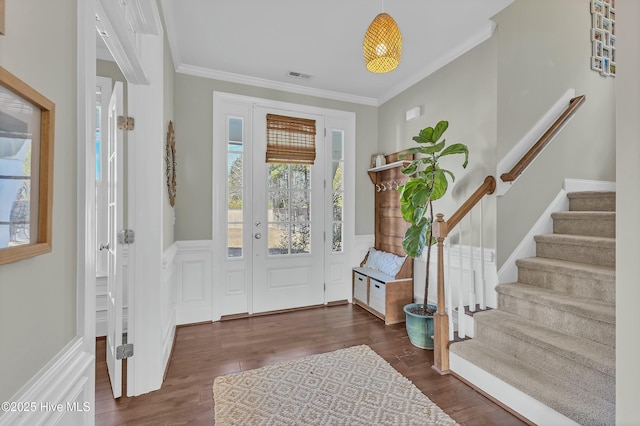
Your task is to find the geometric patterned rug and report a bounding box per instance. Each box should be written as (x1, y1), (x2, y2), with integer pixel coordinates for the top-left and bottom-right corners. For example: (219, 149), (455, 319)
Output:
(213, 345), (458, 425)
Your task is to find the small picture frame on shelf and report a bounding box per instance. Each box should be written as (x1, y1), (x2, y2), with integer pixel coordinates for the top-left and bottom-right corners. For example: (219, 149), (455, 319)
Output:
(370, 153), (386, 169)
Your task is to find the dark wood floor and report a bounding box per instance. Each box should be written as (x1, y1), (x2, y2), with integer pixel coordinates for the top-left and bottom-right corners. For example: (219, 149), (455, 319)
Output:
(96, 304), (527, 425)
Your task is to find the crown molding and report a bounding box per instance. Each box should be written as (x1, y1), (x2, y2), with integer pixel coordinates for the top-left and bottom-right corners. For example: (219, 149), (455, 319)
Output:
(176, 64), (379, 107)
(159, 0), (182, 73)
(378, 21), (498, 106)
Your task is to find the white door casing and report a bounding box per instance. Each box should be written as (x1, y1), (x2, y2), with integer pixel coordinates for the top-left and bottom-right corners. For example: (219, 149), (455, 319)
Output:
(212, 93), (356, 321)
(105, 81), (124, 399)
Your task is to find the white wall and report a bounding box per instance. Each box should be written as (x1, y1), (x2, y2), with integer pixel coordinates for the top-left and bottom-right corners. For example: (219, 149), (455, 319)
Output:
(0, 0), (79, 402)
(614, 0), (640, 422)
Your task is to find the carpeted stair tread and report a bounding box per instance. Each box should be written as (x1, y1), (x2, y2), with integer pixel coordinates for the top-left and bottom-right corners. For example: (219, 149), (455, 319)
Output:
(535, 234), (615, 267)
(516, 257), (615, 303)
(450, 339), (615, 425)
(551, 211), (615, 238)
(535, 233), (615, 247)
(567, 191), (615, 212)
(474, 310), (615, 377)
(496, 282), (615, 325)
(516, 257), (614, 281)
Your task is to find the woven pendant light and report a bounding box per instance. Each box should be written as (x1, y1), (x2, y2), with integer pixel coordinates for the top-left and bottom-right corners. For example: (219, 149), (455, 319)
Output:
(363, 12), (402, 73)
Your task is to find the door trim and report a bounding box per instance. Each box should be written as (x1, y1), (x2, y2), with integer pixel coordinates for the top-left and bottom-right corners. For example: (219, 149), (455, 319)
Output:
(211, 92), (356, 321)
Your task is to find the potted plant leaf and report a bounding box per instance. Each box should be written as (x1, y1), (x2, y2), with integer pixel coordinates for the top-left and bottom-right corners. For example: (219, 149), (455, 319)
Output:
(398, 120), (468, 349)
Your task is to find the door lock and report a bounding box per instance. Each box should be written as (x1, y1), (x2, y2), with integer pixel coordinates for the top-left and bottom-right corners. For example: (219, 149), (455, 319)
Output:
(99, 243), (110, 251)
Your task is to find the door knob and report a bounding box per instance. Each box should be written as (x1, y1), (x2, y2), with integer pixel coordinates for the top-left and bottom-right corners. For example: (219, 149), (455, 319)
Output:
(254, 233), (262, 239)
(99, 243), (110, 251)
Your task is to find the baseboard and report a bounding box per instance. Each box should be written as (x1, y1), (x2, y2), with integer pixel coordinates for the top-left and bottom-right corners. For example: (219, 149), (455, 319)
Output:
(0, 338), (94, 426)
(450, 352), (579, 426)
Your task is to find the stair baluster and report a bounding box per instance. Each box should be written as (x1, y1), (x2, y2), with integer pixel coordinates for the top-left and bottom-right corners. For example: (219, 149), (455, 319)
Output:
(432, 176), (496, 374)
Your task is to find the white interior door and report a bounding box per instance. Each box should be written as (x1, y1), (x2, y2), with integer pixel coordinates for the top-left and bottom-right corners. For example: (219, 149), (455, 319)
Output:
(251, 108), (325, 313)
(105, 81), (124, 399)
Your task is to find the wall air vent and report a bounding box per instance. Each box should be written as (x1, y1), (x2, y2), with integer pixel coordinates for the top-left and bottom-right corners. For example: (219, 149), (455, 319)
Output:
(287, 71), (312, 80)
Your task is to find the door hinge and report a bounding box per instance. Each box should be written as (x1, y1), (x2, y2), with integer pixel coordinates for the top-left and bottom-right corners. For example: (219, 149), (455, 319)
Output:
(116, 343), (134, 360)
(118, 229), (135, 244)
(117, 116), (135, 131)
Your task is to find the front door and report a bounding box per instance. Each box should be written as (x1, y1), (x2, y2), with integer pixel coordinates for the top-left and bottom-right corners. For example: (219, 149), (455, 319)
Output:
(250, 108), (325, 313)
(212, 94), (355, 321)
(105, 81), (124, 399)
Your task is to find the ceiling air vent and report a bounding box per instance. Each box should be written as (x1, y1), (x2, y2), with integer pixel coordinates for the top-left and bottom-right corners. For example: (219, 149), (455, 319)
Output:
(288, 71), (312, 80)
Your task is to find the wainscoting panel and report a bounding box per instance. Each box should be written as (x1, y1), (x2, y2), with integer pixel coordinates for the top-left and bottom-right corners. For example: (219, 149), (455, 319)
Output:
(0, 338), (94, 426)
(175, 240), (213, 325)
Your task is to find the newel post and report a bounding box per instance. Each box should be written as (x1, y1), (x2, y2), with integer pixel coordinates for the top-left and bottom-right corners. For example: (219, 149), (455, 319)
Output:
(432, 213), (450, 374)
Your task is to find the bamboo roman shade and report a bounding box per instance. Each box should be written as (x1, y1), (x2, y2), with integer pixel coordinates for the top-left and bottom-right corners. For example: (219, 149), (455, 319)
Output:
(265, 113), (316, 164)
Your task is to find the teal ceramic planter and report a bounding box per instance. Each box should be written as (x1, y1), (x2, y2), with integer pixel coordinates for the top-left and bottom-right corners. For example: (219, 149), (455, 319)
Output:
(403, 303), (436, 350)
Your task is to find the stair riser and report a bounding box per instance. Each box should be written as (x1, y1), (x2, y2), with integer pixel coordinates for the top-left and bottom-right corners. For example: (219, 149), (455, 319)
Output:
(536, 241), (614, 267)
(553, 218), (615, 238)
(517, 266), (615, 304)
(474, 324), (615, 402)
(498, 293), (615, 347)
(569, 196), (615, 212)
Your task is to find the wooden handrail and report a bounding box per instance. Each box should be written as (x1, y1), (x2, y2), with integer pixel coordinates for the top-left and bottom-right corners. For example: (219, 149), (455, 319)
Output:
(446, 176), (496, 234)
(500, 95), (586, 183)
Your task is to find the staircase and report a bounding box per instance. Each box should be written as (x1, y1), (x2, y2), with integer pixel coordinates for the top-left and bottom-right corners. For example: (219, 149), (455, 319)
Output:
(450, 191), (615, 425)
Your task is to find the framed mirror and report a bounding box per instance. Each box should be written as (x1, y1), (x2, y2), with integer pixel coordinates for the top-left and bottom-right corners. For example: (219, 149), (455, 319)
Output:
(0, 66), (55, 265)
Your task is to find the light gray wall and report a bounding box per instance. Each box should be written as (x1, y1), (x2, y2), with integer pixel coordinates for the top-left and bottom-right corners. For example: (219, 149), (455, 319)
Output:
(615, 1), (640, 422)
(494, 0), (615, 266)
(0, 0), (77, 401)
(378, 35), (498, 248)
(161, 6), (176, 251)
(173, 74), (377, 240)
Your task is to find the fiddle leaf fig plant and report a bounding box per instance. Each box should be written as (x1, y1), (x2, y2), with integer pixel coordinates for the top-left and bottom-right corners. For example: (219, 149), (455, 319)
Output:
(398, 120), (468, 315)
